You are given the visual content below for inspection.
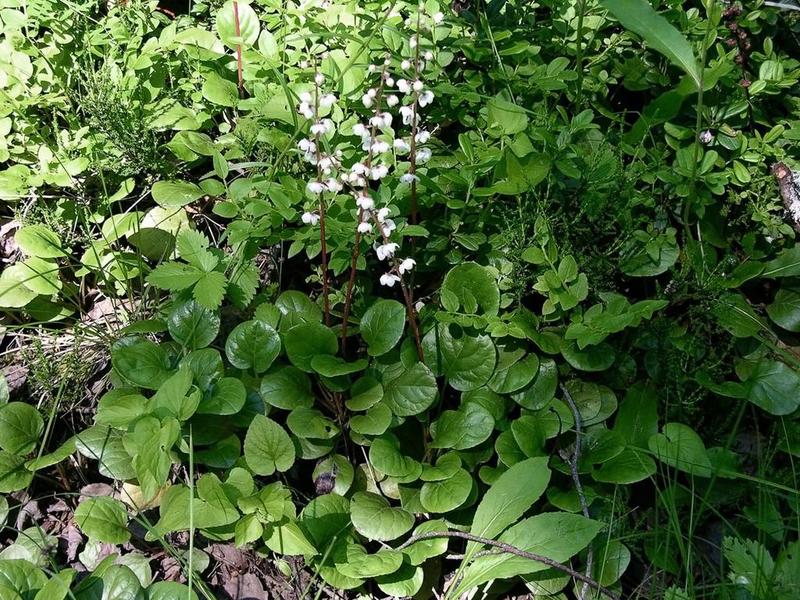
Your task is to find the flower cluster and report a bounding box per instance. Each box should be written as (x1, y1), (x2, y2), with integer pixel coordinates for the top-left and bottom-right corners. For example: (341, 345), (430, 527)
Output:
(296, 6), (441, 289)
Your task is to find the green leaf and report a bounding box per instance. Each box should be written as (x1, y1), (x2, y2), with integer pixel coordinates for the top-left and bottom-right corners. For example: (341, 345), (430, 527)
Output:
(193, 271), (227, 310)
(244, 415), (295, 475)
(346, 376), (383, 411)
(112, 340), (172, 390)
(15, 225), (65, 258)
(123, 417), (180, 502)
(197, 377), (246, 415)
(0, 559), (47, 597)
(743, 359), (800, 416)
(33, 569), (75, 600)
(75, 426), (136, 480)
(600, 0), (702, 90)
(593, 540), (631, 586)
(767, 288), (800, 332)
(168, 300), (220, 349)
(441, 262), (500, 316)
(16, 257), (61, 295)
(468, 457), (551, 557)
(310, 355), (368, 377)
(260, 366), (314, 410)
(489, 353), (539, 394)
(74, 497), (130, 544)
(151, 180), (204, 208)
(592, 448), (656, 484)
(283, 323), (338, 372)
(361, 299), (406, 356)
(457, 513), (603, 593)
(369, 437), (421, 479)
(0, 402), (43, 454)
(0, 451), (33, 492)
(422, 324), (497, 391)
(0, 265), (38, 308)
(763, 244), (800, 278)
(146, 263), (203, 292)
(402, 519), (450, 565)
(202, 73), (239, 107)
(25, 437), (76, 471)
(350, 492), (414, 541)
(420, 468), (473, 513)
(216, 0), (260, 49)
(648, 423), (713, 477)
(147, 582), (198, 600)
(430, 402), (494, 450)
(382, 362), (438, 417)
(287, 408), (339, 439)
(337, 545), (404, 579)
(487, 95), (528, 135)
(225, 320), (281, 374)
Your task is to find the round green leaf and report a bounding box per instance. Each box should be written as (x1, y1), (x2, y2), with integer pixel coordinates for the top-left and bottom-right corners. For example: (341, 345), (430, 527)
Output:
(151, 180), (204, 208)
(744, 359), (800, 416)
(225, 320), (281, 374)
(283, 323), (338, 372)
(148, 582), (198, 600)
(287, 408), (339, 439)
(275, 291), (321, 330)
(201, 73), (239, 107)
(15, 224), (65, 258)
(310, 355), (367, 377)
(216, 0), (260, 49)
(337, 545), (404, 579)
(74, 497), (130, 544)
(441, 262), (500, 315)
(197, 377), (246, 415)
(350, 492), (414, 541)
(369, 437), (421, 479)
(0, 451), (33, 492)
(648, 423), (713, 477)
(560, 339), (616, 372)
(0, 265), (38, 308)
(422, 325), (496, 391)
(361, 299), (406, 356)
(382, 362), (437, 417)
(767, 287), (800, 332)
(430, 403), (494, 450)
(168, 300), (220, 350)
(349, 403), (392, 436)
(489, 353), (538, 394)
(347, 376), (383, 411)
(593, 540), (631, 586)
(244, 415), (295, 475)
(260, 366), (314, 410)
(0, 402), (43, 455)
(112, 340), (172, 390)
(16, 257), (61, 295)
(420, 468), (473, 513)
(511, 358), (558, 410)
(592, 448), (656, 484)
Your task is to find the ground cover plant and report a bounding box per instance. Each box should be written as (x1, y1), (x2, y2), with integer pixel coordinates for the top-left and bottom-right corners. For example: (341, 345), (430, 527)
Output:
(1, 0), (800, 598)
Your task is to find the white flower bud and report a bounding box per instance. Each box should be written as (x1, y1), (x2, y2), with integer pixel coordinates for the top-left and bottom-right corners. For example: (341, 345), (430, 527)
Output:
(362, 94), (374, 108)
(413, 80), (424, 92)
(417, 148), (432, 163)
(301, 211), (319, 225)
(320, 93), (337, 107)
(314, 73), (325, 85)
(358, 222), (373, 233)
(356, 193), (375, 210)
(401, 59), (411, 70)
(397, 79), (411, 94)
(299, 91), (313, 104)
(352, 123), (368, 137)
(424, 50), (434, 61)
(307, 181), (326, 194)
(385, 77), (395, 87)
(400, 173), (419, 184)
(367, 88), (377, 97)
(386, 94), (400, 107)
(433, 11), (444, 24)
(377, 207), (391, 222)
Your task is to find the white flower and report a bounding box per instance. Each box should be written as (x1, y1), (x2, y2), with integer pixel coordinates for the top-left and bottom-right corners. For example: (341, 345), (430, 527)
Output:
(380, 272), (401, 287)
(381, 112), (393, 128)
(299, 91), (313, 104)
(397, 79), (411, 94)
(358, 222), (373, 233)
(398, 258), (416, 274)
(371, 140), (391, 154)
(699, 130), (714, 144)
(368, 64), (377, 73)
(433, 11), (444, 24)
(298, 138), (316, 153)
(351, 162), (369, 175)
(376, 207), (391, 222)
(400, 105), (417, 125)
(310, 119), (333, 135)
(386, 94), (399, 107)
(400, 173), (419, 184)
(384, 57), (391, 66)
(401, 59), (411, 70)
(370, 164), (389, 180)
(381, 219), (396, 236)
(367, 88), (378, 98)
(424, 50), (434, 61)
(417, 148), (432, 163)
(356, 193), (375, 210)
(394, 138), (410, 154)
(410, 36), (418, 49)
(298, 103), (314, 119)
(307, 181), (326, 194)
(385, 77), (395, 87)
(414, 300), (425, 312)
(300, 60), (309, 69)
(362, 94), (374, 108)
(415, 130), (431, 144)
(320, 93), (337, 107)
(352, 123), (368, 137)
(370, 115), (385, 128)
(419, 90), (435, 107)
(315, 73), (325, 85)
(413, 80), (424, 92)
(326, 178), (343, 192)
(301, 211), (319, 225)
(376, 242), (399, 260)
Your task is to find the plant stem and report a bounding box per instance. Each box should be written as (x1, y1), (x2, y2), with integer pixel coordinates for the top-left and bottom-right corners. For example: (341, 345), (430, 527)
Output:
(233, 1), (244, 96)
(313, 67), (331, 326)
(575, 0), (587, 104)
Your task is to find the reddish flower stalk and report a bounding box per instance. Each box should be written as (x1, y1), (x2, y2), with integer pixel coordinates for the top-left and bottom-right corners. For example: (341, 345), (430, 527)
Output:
(340, 63), (389, 352)
(233, 1), (244, 96)
(370, 213), (424, 361)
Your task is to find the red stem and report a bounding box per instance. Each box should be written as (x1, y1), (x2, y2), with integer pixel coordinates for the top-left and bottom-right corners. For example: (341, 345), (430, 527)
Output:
(233, 1), (244, 95)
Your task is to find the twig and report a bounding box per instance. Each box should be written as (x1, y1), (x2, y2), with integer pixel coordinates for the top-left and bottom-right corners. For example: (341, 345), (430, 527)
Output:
(560, 383), (593, 600)
(394, 530), (620, 600)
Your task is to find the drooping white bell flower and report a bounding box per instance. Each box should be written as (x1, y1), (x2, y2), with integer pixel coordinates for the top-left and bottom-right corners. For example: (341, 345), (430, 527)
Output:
(376, 207), (391, 222)
(419, 90), (434, 107)
(401, 59), (411, 70)
(314, 73), (325, 85)
(394, 139), (410, 154)
(398, 258), (416, 274)
(299, 91), (313, 104)
(381, 219), (396, 237)
(400, 173), (419, 184)
(356, 193), (375, 210)
(357, 222), (373, 234)
(433, 12), (444, 24)
(417, 148), (432, 163)
(386, 94), (400, 107)
(415, 130), (431, 144)
(400, 106), (417, 126)
(412, 80), (424, 92)
(301, 211), (320, 225)
(376, 242), (399, 261)
(397, 79), (411, 94)
(352, 123), (368, 138)
(380, 272), (401, 287)
(320, 93), (337, 108)
(370, 164), (389, 180)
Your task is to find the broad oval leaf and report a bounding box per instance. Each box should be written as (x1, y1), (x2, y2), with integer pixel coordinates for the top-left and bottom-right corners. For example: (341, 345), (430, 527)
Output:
(74, 497), (131, 544)
(350, 492), (414, 541)
(225, 320), (281, 374)
(244, 415), (295, 475)
(361, 299), (406, 356)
